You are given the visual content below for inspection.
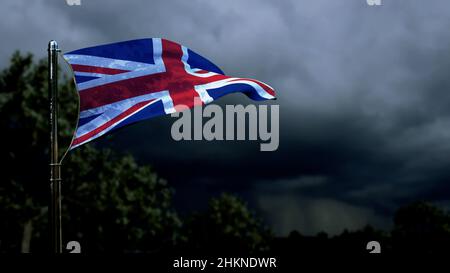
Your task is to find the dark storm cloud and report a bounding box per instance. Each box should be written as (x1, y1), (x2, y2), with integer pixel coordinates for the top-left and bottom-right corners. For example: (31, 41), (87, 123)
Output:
(1, 0), (450, 235)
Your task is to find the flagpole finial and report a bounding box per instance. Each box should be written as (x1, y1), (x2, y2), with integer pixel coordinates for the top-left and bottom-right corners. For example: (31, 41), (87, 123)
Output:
(48, 40), (60, 52)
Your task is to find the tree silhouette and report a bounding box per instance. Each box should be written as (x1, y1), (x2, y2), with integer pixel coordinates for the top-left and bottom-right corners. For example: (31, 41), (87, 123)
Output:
(392, 201), (450, 254)
(182, 193), (273, 254)
(0, 52), (180, 253)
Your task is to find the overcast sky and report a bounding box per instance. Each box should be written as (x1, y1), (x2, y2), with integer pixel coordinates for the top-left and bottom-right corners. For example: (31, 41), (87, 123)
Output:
(2, 0), (450, 236)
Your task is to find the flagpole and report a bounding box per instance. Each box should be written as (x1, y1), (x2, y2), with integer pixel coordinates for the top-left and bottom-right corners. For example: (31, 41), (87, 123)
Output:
(48, 40), (62, 253)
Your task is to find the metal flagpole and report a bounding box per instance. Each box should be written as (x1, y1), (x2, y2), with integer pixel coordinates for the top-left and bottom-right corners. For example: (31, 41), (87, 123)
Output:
(48, 40), (62, 253)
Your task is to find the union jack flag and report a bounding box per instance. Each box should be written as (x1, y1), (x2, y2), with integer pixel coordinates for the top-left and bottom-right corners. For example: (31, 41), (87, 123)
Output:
(64, 38), (276, 149)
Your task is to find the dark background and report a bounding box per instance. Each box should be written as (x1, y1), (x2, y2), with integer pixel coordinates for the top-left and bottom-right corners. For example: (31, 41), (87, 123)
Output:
(1, 0), (450, 256)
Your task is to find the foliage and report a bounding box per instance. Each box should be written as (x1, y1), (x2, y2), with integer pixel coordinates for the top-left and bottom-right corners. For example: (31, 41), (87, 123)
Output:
(183, 193), (273, 254)
(0, 52), (180, 252)
(392, 201), (450, 254)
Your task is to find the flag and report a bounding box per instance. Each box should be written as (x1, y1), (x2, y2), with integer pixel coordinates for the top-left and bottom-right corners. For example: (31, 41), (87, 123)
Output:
(64, 38), (276, 149)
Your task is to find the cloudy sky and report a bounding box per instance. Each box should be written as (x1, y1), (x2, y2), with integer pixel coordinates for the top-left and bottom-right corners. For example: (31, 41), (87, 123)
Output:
(2, 0), (450, 236)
